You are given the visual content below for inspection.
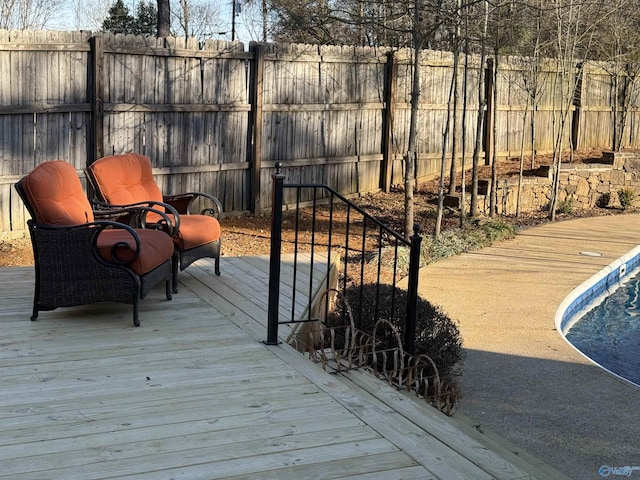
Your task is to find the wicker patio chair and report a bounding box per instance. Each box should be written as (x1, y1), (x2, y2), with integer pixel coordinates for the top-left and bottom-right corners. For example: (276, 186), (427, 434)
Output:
(87, 153), (222, 292)
(15, 160), (176, 327)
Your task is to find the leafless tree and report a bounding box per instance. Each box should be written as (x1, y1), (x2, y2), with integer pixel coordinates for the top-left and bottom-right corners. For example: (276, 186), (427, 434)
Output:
(512, 0), (546, 216)
(0, 0), (66, 29)
(239, 0), (269, 41)
(547, 0), (610, 220)
(446, 0), (462, 197)
(468, 0), (488, 218)
(69, 0), (112, 31)
(172, 0), (222, 40)
(591, 0), (640, 151)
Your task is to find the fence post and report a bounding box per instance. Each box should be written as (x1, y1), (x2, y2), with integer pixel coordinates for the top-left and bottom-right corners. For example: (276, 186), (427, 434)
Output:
(572, 62), (584, 151)
(483, 57), (494, 166)
(89, 34), (104, 165)
(404, 224), (422, 356)
(265, 162), (285, 345)
(249, 43), (265, 214)
(381, 51), (397, 193)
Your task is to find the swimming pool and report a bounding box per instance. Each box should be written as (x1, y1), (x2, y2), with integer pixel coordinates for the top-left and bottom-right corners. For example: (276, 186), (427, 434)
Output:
(555, 245), (640, 387)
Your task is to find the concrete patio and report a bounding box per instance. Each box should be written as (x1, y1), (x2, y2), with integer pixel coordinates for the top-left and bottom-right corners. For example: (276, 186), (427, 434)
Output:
(417, 214), (640, 480)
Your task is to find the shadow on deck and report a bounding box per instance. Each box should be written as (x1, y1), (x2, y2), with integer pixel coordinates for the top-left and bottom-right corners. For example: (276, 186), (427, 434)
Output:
(0, 256), (569, 479)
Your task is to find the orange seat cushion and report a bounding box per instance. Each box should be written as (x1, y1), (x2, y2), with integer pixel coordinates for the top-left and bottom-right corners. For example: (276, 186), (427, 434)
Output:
(21, 161), (94, 225)
(89, 153), (164, 206)
(91, 153), (222, 252)
(21, 160), (173, 276)
(173, 215), (221, 250)
(97, 229), (174, 276)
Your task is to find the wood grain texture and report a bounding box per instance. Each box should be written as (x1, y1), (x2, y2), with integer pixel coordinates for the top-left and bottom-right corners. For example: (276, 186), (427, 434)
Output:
(0, 255), (565, 479)
(1, 30), (627, 237)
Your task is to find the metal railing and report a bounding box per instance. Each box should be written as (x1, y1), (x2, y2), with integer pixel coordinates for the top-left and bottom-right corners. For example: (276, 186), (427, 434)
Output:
(265, 163), (422, 355)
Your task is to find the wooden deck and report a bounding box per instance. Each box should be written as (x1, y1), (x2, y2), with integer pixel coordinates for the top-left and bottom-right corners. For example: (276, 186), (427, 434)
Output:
(0, 256), (566, 479)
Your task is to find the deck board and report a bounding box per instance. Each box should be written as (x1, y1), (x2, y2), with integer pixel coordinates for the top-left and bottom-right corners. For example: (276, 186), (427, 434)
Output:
(0, 256), (566, 479)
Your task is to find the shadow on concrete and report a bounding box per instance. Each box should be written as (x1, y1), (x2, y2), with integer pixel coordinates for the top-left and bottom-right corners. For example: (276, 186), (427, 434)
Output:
(458, 349), (640, 480)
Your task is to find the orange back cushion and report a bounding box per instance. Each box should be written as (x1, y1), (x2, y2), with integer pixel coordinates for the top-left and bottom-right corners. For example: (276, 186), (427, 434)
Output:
(21, 161), (94, 225)
(90, 153), (163, 205)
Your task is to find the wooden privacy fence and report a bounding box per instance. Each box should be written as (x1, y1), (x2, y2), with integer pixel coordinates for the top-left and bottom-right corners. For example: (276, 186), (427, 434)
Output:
(2, 30), (639, 237)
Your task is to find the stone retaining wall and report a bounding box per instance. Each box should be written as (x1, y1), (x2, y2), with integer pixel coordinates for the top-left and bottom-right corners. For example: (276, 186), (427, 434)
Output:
(474, 152), (640, 215)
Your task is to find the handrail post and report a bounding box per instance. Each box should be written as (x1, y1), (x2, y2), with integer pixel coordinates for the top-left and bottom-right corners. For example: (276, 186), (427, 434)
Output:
(265, 162), (285, 345)
(405, 224), (422, 355)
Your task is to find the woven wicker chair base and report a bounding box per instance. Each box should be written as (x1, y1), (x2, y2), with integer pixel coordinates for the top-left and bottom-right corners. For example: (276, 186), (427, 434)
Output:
(29, 222), (173, 327)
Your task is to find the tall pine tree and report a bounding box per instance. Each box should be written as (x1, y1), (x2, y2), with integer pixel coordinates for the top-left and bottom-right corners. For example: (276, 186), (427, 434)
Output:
(102, 0), (134, 33)
(102, 0), (157, 36)
(133, 2), (157, 35)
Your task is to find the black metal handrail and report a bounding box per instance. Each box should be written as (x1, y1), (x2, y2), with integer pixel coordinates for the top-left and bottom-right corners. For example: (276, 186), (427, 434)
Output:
(265, 163), (422, 355)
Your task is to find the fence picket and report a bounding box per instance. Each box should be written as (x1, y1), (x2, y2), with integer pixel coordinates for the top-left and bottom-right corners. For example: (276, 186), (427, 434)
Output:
(0, 30), (633, 237)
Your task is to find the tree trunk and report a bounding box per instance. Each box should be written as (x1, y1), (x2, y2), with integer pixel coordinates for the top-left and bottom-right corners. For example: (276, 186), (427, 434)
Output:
(436, 56), (457, 238)
(530, 104), (537, 169)
(405, 28), (421, 240)
(448, 36), (460, 196)
(530, 3), (542, 169)
(470, 0), (489, 218)
(516, 96), (530, 218)
(262, 0), (268, 42)
(460, 6), (469, 226)
(489, 51), (498, 217)
(157, 0), (171, 37)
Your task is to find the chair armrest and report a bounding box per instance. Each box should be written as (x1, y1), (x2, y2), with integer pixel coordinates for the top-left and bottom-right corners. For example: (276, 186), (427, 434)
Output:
(28, 220), (143, 268)
(91, 200), (180, 237)
(163, 192), (223, 218)
(92, 221), (141, 266)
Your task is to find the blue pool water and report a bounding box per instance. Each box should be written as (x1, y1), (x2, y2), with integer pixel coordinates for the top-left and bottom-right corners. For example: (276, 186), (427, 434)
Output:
(565, 269), (640, 387)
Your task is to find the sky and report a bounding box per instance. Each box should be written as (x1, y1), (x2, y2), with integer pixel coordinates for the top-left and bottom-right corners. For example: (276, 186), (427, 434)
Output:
(47, 0), (258, 43)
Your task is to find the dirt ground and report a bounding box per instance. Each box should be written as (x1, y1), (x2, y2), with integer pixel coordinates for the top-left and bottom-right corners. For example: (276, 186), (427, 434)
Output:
(0, 148), (627, 268)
